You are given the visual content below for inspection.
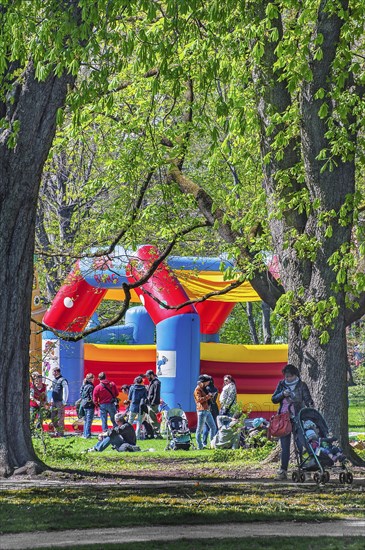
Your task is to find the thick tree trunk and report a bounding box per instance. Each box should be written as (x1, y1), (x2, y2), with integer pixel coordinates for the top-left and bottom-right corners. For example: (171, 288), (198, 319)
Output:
(0, 63), (73, 476)
(289, 319), (349, 444)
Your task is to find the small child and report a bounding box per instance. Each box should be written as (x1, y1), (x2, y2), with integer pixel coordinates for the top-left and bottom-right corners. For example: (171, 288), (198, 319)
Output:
(317, 438), (345, 463)
(303, 419), (345, 463)
(303, 420), (320, 450)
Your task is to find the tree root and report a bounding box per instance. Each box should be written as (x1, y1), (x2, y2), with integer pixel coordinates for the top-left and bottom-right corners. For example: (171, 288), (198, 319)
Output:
(13, 461), (46, 476)
(262, 443), (281, 464)
(345, 445), (365, 467)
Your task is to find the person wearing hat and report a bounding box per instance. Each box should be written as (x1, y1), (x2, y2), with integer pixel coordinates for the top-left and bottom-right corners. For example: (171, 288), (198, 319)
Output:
(193, 375), (217, 450)
(202, 375), (219, 447)
(145, 370), (162, 437)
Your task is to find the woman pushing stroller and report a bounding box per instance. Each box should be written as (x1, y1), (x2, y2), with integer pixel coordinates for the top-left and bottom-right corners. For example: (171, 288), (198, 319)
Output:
(271, 364), (314, 480)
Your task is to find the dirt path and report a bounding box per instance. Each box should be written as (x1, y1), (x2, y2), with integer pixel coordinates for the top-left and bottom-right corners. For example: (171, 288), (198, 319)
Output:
(1, 520), (364, 549)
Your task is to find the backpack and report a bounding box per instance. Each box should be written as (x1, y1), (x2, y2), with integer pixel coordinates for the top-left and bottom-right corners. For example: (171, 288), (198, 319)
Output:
(75, 398), (85, 419)
(140, 420), (154, 440)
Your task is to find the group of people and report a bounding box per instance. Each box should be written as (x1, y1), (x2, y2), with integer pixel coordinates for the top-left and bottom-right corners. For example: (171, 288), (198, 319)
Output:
(30, 361), (341, 481)
(193, 373), (244, 450)
(30, 367), (162, 440)
(30, 367), (69, 436)
(78, 369), (162, 439)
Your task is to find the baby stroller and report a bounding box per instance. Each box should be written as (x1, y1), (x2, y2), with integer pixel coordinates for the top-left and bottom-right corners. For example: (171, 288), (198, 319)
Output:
(292, 407), (353, 484)
(165, 408), (193, 450)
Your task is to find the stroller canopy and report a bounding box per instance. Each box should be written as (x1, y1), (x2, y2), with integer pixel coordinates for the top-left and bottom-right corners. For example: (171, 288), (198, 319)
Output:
(166, 408), (187, 420)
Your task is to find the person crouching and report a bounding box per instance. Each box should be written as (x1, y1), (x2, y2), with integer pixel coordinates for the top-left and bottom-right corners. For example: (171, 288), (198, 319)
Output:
(88, 413), (138, 453)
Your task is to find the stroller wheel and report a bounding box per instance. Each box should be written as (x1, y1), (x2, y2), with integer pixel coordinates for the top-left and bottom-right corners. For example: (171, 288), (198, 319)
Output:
(346, 472), (353, 484)
(323, 471), (330, 483)
(313, 472), (321, 484)
(292, 471), (300, 483)
(299, 472), (306, 483)
(339, 472), (346, 484)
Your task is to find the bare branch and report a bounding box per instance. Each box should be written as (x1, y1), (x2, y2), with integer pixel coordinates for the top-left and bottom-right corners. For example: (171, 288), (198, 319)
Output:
(33, 221), (211, 339)
(140, 278), (245, 311)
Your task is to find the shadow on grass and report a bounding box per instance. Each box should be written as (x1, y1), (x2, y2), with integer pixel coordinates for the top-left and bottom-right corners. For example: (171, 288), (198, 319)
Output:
(1, 483), (364, 534)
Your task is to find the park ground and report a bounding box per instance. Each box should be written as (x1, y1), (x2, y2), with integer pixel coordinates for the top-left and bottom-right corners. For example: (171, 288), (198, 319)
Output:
(0, 432), (364, 549)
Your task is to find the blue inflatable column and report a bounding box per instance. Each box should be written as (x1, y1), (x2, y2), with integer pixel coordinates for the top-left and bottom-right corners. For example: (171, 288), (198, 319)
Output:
(125, 306), (155, 344)
(42, 330), (84, 405)
(156, 313), (200, 412)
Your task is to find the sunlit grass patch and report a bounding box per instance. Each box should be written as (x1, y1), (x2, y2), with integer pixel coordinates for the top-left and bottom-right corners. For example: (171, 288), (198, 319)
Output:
(1, 483), (364, 534)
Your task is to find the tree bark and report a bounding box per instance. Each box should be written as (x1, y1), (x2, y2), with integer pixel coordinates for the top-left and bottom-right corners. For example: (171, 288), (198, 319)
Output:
(261, 302), (272, 344)
(246, 303), (259, 345)
(0, 63), (74, 476)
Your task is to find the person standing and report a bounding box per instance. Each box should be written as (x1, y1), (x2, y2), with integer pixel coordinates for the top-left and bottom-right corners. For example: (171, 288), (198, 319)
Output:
(193, 374), (217, 450)
(50, 367), (69, 437)
(127, 376), (147, 439)
(202, 375), (219, 447)
(93, 372), (118, 432)
(145, 369), (162, 436)
(30, 372), (47, 430)
(271, 364), (314, 480)
(79, 373), (95, 439)
(219, 375), (237, 417)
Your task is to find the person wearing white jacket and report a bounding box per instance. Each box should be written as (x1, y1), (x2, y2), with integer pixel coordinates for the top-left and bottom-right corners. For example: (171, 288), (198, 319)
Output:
(219, 375), (237, 417)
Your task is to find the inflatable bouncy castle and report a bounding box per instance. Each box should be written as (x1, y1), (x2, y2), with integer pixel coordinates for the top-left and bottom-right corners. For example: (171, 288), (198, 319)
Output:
(42, 246), (287, 427)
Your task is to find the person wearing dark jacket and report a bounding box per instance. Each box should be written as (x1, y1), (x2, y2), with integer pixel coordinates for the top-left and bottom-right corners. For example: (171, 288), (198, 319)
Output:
(271, 364), (314, 480)
(145, 370), (162, 436)
(93, 372), (119, 431)
(127, 376), (148, 439)
(79, 373), (95, 438)
(202, 376), (219, 447)
(88, 413), (138, 452)
(50, 367), (69, 437)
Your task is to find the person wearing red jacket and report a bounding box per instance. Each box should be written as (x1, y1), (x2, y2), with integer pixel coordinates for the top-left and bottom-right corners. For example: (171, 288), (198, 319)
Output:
(30, 372), (47, 430)
(93, 372), (118, 431)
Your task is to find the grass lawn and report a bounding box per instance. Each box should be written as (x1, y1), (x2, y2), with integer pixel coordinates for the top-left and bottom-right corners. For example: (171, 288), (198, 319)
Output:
(0, 433), (363, 535)
(1, 481), (364, 534)
(31, 433), (279, 476)
(0, 412), (363, 540)
(348, 405), (365, 432)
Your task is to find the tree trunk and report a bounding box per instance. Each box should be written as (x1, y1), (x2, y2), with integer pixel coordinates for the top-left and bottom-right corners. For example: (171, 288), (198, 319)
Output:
(0, 63), (73, 476)
(261, 302), (271, 344)
(246, 303), (259, 344)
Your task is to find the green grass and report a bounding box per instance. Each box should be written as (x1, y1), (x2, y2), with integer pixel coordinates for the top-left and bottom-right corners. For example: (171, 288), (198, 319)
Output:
(0, 432), (363, 536)
(348, 405), (365, 432)
(31, 433), (277, 477)
(31, 539), (365, 550)
(1, 482), (364, 534)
